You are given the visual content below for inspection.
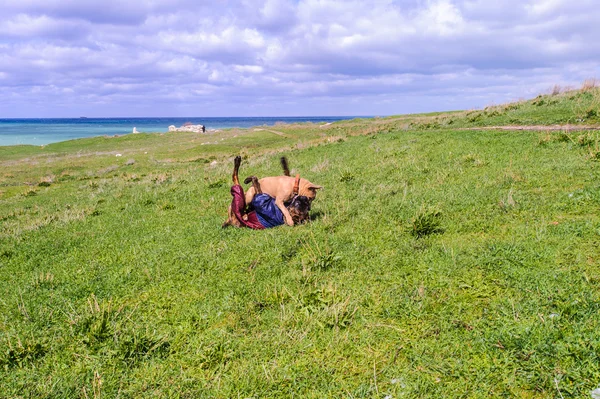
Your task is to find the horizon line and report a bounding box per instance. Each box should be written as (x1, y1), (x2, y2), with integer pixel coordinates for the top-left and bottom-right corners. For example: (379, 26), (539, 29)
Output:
(0, 115), (378, 120)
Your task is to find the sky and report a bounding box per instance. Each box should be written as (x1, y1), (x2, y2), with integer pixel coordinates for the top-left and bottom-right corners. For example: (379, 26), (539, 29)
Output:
(0, 0), (598, 117)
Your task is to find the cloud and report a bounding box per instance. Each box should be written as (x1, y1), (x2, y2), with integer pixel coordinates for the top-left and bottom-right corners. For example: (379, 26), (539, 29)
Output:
(0, 0), (598, 117)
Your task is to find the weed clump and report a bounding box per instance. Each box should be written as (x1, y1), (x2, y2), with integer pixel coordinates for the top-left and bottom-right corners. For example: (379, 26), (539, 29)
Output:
(119, 334), (170, 365)
(161, 203), (175, 210)
(339, 171), (355, 182)
(197, 342), (234, 370)
(32, 272), (55, 289)
(410, 206), (443, 238)
(577, 133), (596, 147)
(585, 108), (597, 119)
(499, 189), (517, 211)
(207, 179), (226, 189)
(504, 102), (521, 111)
(555, 131), (572, 143)
(300, 285), (356, 329)
(22, 189), (37, 197)
(462, 153), (486, 167)
(1, 339), (47, 369)
(314, 250), (341, 271)
(550, 84), (562, 96)
(581, 78), (598, 92)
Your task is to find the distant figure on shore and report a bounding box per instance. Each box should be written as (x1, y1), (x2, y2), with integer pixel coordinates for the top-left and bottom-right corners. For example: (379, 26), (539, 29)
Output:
(202, 125), (206, 133)
(133, 127), (138, 133)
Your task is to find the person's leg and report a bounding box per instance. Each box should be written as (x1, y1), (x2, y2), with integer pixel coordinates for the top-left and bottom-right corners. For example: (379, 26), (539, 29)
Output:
(230, 184), (247, 221)
(230, 184), (264, 229)
(223, 156), (244, 228)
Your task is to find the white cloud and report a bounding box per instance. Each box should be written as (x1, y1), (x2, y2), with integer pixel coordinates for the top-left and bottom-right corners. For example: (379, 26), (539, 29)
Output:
(0, 0), (599, 117)
(234, 65), (264, 74)
(417, 0), (465, 36)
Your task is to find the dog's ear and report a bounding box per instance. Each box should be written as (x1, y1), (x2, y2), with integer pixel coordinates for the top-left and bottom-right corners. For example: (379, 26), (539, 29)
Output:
(308, 184), (323, 190)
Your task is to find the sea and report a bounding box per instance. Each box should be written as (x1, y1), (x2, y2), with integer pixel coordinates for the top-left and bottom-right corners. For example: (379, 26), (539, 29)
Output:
(0, 116), (363, 146)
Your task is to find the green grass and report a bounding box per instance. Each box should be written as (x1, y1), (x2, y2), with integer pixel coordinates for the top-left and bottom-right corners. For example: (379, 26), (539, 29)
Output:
(1, 88), (600, 398)
(405, 86), (600, 129)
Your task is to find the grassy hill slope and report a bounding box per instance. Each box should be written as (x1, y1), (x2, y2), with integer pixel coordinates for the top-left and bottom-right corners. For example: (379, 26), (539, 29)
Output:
(1, 87), (599, 398)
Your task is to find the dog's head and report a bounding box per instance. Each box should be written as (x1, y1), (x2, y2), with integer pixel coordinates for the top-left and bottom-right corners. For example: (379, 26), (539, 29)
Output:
(287, 195), (311, 224)
(299, 181), (323, 202)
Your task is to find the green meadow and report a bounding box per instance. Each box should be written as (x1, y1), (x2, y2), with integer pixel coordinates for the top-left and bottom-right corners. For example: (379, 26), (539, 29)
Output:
(1, 86), (600, 398)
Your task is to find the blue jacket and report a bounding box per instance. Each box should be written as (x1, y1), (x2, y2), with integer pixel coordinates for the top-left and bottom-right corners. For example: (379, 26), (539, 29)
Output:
(251, 194), (284, 228)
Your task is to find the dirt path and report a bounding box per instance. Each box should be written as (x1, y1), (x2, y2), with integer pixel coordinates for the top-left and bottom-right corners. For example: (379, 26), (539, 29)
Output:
(253, 128), (288, 137)
(459, 124), (600, 131)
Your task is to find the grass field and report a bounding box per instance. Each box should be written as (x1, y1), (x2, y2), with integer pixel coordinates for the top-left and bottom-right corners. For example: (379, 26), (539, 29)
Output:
(1, 85), (600, 398)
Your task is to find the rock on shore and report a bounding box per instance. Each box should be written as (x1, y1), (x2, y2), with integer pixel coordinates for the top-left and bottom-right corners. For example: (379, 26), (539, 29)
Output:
(168, 124), (206, 133)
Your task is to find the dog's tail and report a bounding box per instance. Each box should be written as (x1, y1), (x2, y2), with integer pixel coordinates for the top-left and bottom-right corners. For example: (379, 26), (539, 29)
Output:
(280, 157), (290, 176)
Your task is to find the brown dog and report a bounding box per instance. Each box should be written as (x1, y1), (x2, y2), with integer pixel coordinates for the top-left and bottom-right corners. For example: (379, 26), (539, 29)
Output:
(248, 175), (312, 225)
(244, 157), (322, 226)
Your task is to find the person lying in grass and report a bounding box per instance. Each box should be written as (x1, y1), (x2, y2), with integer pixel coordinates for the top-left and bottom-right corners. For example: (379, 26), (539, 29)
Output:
(222, 156), (311, 229)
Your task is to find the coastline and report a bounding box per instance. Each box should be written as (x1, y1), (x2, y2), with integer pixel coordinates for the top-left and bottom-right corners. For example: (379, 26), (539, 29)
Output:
(0, 116), (368, 147)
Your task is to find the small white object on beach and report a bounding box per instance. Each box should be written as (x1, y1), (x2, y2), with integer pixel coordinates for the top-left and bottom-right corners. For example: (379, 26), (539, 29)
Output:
(133, 127), (138, 133)
(210, 160), (217, 166)
(115, 153), (122, 157)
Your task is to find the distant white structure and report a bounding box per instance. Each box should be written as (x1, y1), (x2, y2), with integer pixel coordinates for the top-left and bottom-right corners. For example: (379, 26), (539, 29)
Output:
(133, 127), (138, 133)
(168, 123), (206, 133)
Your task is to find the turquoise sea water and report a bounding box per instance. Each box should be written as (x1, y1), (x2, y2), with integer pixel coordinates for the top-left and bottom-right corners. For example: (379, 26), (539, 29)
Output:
(0, 116), (362, 146)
